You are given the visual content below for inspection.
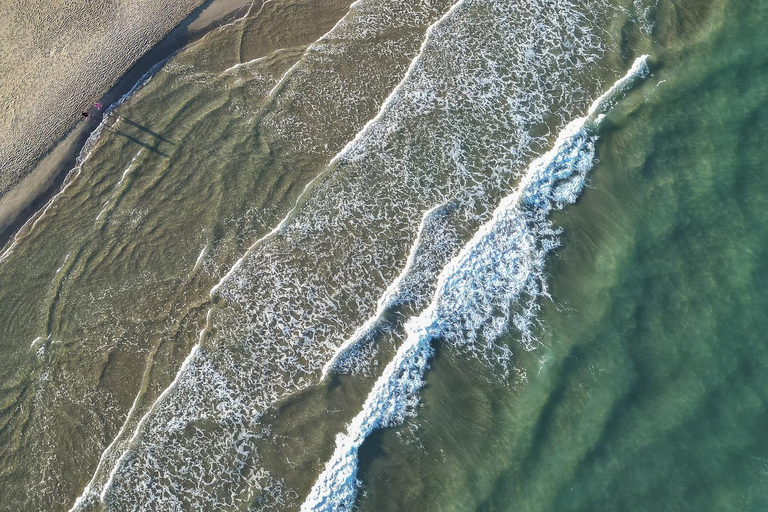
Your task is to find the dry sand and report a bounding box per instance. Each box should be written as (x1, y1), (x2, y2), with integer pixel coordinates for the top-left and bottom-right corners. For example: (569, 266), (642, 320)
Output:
(0, 0), (255, 238)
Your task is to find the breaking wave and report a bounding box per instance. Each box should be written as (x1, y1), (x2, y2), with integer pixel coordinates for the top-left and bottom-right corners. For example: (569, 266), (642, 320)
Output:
(301, 55), (650, 511)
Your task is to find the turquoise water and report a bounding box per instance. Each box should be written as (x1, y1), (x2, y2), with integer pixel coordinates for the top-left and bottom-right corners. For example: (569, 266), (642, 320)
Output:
(2, 0), (767, 510)
(354, 2), (768, 510)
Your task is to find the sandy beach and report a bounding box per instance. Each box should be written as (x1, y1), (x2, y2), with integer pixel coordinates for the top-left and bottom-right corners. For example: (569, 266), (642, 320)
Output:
(0, 0), (256, 242)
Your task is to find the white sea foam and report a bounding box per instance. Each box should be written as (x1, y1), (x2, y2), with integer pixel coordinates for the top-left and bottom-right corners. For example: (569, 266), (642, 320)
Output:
(30, 336), (44, 349)
(192, 243), (208, 273)
(55, 253), (70, 275)
(301, 55), (650, 511)
(105, 57), (175, 116)
(322, 201), (457, 378)
(70, 0), (458, 508)
(70, 0), (651, 508)
(218, 46), (305, 77)
(266, 0), (364, 97)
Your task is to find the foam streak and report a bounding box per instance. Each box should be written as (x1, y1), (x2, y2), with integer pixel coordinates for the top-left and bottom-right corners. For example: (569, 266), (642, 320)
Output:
(321, 202), (448, 378)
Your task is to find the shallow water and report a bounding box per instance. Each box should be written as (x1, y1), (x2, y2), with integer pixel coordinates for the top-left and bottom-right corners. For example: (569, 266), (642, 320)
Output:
(1, 0), (764, 510)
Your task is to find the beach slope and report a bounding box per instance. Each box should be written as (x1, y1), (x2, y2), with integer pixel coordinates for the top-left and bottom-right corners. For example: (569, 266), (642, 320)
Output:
(0, 0), (211, 230)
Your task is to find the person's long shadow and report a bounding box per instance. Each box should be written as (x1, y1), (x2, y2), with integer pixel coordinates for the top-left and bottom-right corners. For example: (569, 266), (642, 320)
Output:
(119, 117), (176, 145)
(108, 127), (170, 158)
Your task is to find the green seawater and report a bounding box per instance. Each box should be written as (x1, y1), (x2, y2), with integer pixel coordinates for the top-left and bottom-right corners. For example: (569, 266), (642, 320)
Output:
(354, 1), (768, 510)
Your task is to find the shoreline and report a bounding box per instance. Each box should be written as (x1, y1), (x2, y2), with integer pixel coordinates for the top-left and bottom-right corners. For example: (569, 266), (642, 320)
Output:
(0, 0), (258, 249)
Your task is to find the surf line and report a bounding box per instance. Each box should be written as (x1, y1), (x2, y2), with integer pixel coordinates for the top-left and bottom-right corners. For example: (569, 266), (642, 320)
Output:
(265, 0), (365, 98)
(213, 0), (473, 298)
(69, 307), (213, 511)
(212, 0), (470, 298)
(212, 0), (475, 305)
(268, 0), (467, 101)
(69, 148), (324, 509)
(301, 55), (651, 512)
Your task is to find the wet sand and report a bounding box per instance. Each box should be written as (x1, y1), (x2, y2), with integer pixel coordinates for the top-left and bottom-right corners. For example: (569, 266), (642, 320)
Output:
(0, 0), (257, 243)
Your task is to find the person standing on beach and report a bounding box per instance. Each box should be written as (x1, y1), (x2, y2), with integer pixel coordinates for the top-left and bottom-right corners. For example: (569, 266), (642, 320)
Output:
(82, 103), (102, 118)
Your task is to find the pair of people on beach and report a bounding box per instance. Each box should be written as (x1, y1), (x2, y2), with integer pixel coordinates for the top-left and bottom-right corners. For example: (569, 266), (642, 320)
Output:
(81, 102), (103, 118)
